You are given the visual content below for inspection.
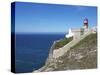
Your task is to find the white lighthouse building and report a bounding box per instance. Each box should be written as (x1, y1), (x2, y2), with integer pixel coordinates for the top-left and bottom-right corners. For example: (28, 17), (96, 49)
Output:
(65, 18), (90, 40)
(65, 28), (74, 38)
(83, 18), (88, 29)
(83, 18), (89, 33)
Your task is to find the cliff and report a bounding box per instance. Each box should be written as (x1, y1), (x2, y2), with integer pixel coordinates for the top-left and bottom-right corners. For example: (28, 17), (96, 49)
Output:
(34, 33), (97, 72)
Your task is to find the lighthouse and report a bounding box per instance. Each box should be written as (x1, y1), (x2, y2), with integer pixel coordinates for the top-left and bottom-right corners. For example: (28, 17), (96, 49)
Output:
(83, 18), (89, 33)
(84, 18), (88, 29)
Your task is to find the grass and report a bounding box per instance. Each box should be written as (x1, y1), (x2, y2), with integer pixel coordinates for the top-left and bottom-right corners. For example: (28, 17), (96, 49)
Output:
(54, 37), (73, 49)
(56, 33), (97, 70)
(71, 33), (97, 49)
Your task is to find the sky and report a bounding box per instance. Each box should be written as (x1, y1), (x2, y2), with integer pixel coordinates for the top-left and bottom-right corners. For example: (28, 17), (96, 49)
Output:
(14, 2), (97, 34)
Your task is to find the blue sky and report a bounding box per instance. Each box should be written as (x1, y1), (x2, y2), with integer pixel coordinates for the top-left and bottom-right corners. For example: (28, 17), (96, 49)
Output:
(15, 2), (97, 33)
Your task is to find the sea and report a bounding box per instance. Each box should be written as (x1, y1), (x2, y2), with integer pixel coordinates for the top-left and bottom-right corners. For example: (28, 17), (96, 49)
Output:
(15, 33), (65, 73)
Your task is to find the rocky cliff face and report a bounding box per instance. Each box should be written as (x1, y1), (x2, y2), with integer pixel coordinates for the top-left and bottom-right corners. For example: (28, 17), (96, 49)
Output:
(34, 33), (97, 72)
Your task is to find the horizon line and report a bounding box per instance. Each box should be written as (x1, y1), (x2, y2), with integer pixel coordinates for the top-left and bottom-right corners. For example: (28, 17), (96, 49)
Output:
(13, 32), (67, 34)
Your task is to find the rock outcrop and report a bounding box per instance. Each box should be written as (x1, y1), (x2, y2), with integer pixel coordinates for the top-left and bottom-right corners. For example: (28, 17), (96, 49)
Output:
(33, 33), (97, 72)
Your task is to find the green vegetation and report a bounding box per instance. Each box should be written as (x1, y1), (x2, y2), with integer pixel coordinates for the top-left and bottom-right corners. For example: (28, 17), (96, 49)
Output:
(54, 37), (73, 49)
(71, 33), (97, 49)
(55, 33), (97, 70)
(45, 33), (97, 71)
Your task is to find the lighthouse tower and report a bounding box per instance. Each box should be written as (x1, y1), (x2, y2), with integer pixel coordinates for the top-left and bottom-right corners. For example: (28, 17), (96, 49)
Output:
(83, 18), (89, 33)
(84, 18), (88, 29)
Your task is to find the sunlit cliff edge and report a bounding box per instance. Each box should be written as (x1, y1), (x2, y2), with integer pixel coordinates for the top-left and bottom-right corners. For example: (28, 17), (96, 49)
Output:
(33, 32), (97, 72)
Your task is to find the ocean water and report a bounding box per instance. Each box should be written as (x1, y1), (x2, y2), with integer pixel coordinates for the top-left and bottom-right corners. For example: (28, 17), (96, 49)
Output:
(15, 33), (65, 73)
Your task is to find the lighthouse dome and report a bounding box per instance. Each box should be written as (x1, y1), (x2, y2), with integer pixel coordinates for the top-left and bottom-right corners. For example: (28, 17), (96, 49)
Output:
(84, 18), (88, 23)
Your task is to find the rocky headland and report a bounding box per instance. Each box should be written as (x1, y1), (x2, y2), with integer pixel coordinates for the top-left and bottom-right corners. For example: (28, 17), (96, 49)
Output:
(33, 33), (97, 72)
